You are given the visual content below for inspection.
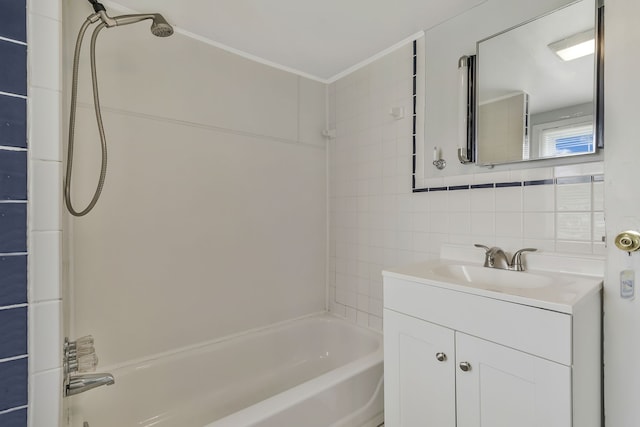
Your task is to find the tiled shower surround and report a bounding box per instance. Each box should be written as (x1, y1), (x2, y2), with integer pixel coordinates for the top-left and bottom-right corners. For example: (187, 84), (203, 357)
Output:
(327, 41), (605, 330)
(0, 1), (29, 424)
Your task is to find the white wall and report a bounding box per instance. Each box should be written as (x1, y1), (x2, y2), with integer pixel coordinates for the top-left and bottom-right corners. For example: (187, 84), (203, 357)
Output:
(63, 3), (327, 368)
(603, 0), (640, 425)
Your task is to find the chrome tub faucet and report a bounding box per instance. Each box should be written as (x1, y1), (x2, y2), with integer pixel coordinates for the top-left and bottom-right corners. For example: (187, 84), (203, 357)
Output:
(66, 373), (115, 397)
(475, 244), (537, 271)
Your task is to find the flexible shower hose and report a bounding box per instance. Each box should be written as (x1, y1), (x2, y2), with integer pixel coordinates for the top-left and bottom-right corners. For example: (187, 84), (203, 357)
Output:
(65, 16), (108, 216)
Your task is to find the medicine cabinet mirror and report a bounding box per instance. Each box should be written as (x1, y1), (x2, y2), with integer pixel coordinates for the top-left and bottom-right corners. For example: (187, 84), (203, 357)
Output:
(475, 0), (603, 166)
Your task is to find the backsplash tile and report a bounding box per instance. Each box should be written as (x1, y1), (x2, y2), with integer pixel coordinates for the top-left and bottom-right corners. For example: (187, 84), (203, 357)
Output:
(329, 37), (605, 333)
(0, 96), (27, 148)
(0, 308), (27, 359)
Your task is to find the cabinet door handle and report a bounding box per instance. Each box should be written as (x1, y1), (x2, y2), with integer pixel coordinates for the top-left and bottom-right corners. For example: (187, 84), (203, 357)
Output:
(459, 361), (471, 372)
(435, 352), (447, 362)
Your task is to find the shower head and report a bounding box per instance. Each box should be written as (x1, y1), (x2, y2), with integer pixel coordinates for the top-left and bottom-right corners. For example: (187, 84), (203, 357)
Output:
(150, 14), (174, 37)
(110, 13), (174, 37)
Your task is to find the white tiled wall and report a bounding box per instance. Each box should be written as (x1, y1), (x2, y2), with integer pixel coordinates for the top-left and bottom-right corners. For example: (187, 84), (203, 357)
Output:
(327, 40), (605, 330)
(27, 0), (63, 425)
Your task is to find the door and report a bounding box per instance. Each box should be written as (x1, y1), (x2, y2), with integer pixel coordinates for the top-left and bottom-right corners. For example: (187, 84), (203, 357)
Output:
(455, 332), (571, 427)
(383, 309), (456, 427)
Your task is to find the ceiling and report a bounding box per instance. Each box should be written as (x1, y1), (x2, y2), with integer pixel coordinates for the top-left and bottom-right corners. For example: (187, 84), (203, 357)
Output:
(107, 0), (485, 82)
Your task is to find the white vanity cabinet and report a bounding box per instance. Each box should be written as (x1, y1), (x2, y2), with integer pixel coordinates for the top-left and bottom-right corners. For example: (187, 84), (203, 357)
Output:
(383, 264), (602, 427)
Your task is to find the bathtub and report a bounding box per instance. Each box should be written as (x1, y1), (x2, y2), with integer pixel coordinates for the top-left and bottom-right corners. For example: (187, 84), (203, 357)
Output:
(69, 313), (384, 427)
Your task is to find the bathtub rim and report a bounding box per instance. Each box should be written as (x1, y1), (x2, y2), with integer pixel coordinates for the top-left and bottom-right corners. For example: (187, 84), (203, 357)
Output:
(97, 311), (382, 378)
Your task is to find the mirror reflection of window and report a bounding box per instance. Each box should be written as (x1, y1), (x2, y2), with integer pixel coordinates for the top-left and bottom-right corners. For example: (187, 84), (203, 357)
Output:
(475, 0), (599, 165)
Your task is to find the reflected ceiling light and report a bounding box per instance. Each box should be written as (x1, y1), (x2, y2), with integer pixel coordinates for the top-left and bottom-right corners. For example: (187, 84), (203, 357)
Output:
(548, 29), (595, 61)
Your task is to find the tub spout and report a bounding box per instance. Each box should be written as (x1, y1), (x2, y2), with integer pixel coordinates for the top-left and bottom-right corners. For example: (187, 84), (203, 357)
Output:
(65, 373), (115, 397)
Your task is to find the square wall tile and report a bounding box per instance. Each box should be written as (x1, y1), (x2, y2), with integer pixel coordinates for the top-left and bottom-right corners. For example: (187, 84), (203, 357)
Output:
(29, 368), (61, 427)
(0, 307), (27, 359)
(0, 203), (27, 253)
(0, 150), (27, 200)
(593, 182), (604, 211)
(470, 188), (495, 212)
(556, 183), (591, 211)
(524, 212), (555, 240)
(30, 232), (61, 302)
(556, 240), (593, 254)
(495, 186), (522, 212)
(557, 212), (592, 241)
(0, 358), (27, 411)
(0, 1), (26, 42)
(0, 255), (27, 306)
(27, 14), (61, 91)
(593, 212), (606, 242)
(30, 160), (61, 231)
(523, 184), (555, 212)
(30, 301), (61, 372)
(28, 87), (61, 161)
(0, 407), (27, 427)
(495, 212), (522, 238)
(471, 212), (495, 237)
(0, 41), (27, 96)
(29, 0), (62, 21)
(0, 95), (27, 148)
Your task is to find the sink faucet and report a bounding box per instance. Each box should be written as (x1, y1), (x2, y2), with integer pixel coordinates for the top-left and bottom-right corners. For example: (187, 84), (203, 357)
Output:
(474, 244), (537, 271)
(65, 373), (115, 397)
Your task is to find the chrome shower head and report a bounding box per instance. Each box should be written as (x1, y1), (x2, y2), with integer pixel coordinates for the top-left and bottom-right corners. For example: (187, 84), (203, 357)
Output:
(110, 13), (174, 37)
(150, 14), (174, 37)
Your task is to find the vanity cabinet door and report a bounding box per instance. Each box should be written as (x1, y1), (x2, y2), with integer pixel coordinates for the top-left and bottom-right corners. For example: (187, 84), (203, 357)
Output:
(455, 333), (571, 427)
(383, 309), (456, 427)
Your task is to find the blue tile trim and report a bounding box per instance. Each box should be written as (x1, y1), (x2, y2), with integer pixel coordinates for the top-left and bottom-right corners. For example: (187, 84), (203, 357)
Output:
(0, 96), (27, 149)
(0, 407), (27, 427)
(0, 308), (27, 359)
(592, 174), (604, 182)
(0, 41), (27, 97)
(495, 181), (523, 188)
(412, 187), (428, 193)
(524, 179), (555, 186)
(0, 1), (27, 43)
(556, 175), (592, 185)
(449, 185), (470, 191)
(470, 183), (495, 189)
(0, 204), (27, 253)
(0, 358), (27, 411)
(428, 186), (447, 192)
(0, 255), (27, 306)
(0, 151), (27, 200)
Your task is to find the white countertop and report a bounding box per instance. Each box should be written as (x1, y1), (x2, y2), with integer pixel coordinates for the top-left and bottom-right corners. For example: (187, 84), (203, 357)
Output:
(383, 246), (604, 314)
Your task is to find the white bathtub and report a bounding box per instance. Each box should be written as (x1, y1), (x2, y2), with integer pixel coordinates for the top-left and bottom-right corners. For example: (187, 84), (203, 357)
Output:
(70, 313), (384, 427)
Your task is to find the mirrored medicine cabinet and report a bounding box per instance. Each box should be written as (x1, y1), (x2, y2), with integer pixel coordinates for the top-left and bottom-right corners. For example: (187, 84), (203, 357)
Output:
(418, 0), (604, 184)
(475, 0), (603, 166)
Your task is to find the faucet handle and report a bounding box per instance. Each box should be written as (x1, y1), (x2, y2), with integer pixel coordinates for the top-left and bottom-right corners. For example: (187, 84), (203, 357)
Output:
(511, 248), (537, 271)
(474, 244), (491, 252)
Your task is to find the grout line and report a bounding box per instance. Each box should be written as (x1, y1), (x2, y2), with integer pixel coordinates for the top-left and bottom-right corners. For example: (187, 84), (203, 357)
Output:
(0, 354), (28, 364)
(0, 36), (27, 46)
(0, 405), (28, 416)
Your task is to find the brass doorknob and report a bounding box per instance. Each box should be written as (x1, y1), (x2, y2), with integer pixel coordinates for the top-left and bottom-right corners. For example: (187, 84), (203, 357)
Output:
(615, 231), (640, 253)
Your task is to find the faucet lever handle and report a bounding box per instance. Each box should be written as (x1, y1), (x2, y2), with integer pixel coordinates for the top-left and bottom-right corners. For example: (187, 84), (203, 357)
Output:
(474, 244), (491, 252)
(511, 248), (537, 271)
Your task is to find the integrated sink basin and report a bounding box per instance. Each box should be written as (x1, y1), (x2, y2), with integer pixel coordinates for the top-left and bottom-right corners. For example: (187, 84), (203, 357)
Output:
(429, 264), (560, 289)
(382, 245), (604, 314)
